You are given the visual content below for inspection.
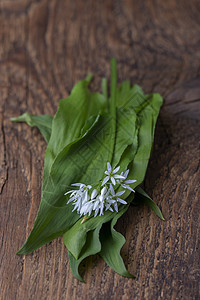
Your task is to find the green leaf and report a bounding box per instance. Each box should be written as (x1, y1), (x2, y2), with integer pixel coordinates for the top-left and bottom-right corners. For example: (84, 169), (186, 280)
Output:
(116, 80), (131, 107)
(111, 107), (137, 167)
(66, 206), (133, 281)
(130, 93), (163, 183)
(99, 206), (134, 278)
(117, 91), (163, 196)
(134, 186), (165, 220)
(116, 83), (144, 109)
(17, 113), (115, 254)
(43, 78), (107, 183)
(67, 224), (102, 282)
(63, 210), (117, 260)
(80, 115), (100, 137)
(11, 112), (53, 143)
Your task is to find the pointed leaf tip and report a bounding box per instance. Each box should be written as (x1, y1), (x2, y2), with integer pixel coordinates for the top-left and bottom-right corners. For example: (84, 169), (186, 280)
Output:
(99, 206), (134, 278)
(135, 187), (165, 220)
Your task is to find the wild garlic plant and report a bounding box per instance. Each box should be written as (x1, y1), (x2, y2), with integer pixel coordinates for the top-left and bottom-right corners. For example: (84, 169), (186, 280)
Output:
(12, 58), (164, 281)
(65, 162), (136, 218)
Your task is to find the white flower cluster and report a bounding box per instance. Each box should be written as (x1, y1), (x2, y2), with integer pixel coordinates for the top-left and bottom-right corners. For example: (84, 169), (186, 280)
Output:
(65, 162), (136, 218)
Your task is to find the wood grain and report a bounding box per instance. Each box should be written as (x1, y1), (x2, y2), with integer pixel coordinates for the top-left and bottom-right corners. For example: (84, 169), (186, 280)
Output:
(0, 0), (200, 299)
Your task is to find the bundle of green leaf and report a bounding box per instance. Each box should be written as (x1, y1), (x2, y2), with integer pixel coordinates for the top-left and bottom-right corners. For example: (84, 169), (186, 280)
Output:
(11, 58), (164, 281)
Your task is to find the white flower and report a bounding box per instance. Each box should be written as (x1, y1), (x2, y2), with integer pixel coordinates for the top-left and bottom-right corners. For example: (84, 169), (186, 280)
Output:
(117, 170), (129, 184)
(102, 162), (125, 186)
(65, 189), (82, 204)
(71, 183), (83, 186)
(79, 188), (98, 216)
(72, 196), (83, 213)
(91, 189), (98, 199)
(99, 186), (107, 200)
(93, 187), (107, 217)
(104, 191), (116, 212)
(118, 169), (137, 192)
(71, 183), (92, 191)
(65, 183), (91, 197)
(109, 184), (126, 212)
(65, 183), (92, 214)
(80, 201), (94, 216)
(64, 163), (136, 218)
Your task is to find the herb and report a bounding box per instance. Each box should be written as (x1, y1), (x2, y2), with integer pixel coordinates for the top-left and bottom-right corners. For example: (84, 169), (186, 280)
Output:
(11, 58), (164, 281)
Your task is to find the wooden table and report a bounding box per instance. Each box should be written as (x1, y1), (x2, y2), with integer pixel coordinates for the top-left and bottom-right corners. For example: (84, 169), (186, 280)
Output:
(0, 1), (199, 299)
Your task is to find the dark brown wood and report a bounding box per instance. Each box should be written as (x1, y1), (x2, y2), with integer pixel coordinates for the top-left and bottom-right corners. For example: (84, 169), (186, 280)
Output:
(0, 1), (200, 299)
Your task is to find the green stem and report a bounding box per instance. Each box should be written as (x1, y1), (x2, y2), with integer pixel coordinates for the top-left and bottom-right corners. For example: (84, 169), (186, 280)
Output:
(110, 58), (117, 120)
(101, 78), (108, 100)
(85, 73), (93, 85)
(109, 58), (117, 164)
(101, 78), (108, 111)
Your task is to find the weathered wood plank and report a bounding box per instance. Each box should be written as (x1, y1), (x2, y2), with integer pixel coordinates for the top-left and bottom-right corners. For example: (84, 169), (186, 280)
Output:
(0, 0), (199, 299)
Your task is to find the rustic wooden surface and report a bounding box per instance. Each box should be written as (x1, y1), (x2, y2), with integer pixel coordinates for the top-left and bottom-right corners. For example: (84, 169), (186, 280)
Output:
(0, 0), (200, 299)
